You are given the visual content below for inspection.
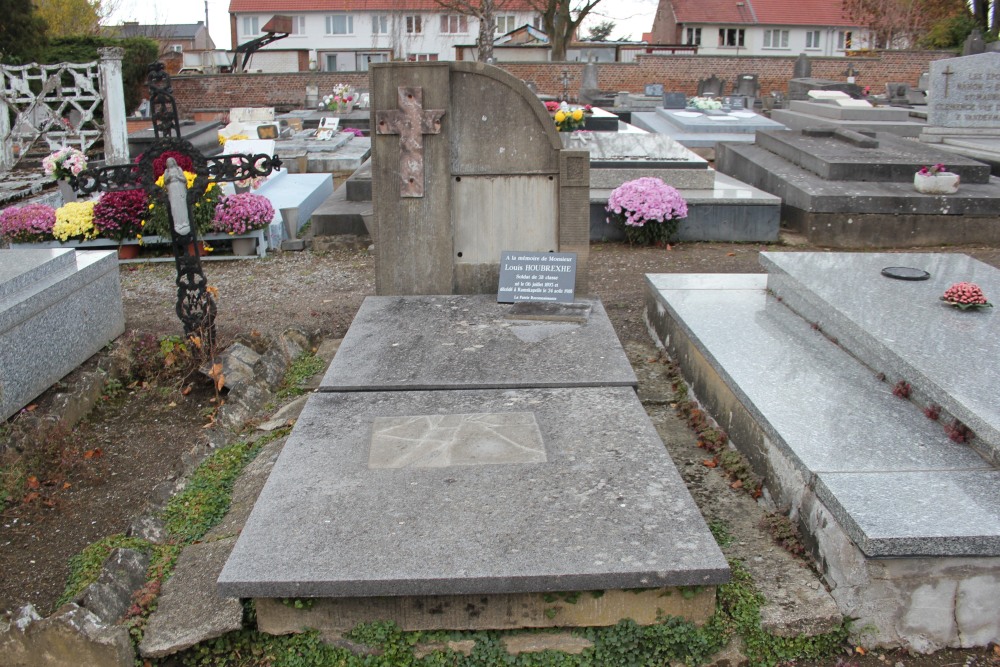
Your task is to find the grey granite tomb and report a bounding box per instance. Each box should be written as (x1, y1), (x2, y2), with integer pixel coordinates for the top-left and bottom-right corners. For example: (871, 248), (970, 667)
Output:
(717, 127), (1000, 247)
(644, 253), (1000, 650)
(1, 249), (124, 420)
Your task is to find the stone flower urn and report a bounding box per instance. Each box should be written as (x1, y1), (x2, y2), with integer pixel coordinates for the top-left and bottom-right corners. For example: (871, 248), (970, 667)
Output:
(914, 170), (960, 194)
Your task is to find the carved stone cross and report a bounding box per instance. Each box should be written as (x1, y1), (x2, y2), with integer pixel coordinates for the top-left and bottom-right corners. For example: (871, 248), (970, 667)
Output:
(375, 86), (445, 197)
(941, 66), (954, 97)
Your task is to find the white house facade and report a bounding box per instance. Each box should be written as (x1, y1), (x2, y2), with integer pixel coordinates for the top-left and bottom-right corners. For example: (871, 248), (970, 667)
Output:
(650, 0), (871, 57)
(228, 0), (541, 72)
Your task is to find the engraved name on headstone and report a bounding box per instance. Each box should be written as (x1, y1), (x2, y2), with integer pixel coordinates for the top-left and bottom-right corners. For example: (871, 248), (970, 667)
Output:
(928, 53), (1000, 128)
(497, 251), (577, 303)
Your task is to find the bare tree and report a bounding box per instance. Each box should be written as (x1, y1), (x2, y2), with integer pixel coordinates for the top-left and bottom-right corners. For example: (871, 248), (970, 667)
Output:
(436, 0), (518, 62)
(524, 0), (604, 61)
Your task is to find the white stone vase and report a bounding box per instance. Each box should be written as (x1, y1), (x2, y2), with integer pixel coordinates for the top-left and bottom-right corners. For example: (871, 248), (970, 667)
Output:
(231, 237), (257, 256)
(914, 171), (960, 194)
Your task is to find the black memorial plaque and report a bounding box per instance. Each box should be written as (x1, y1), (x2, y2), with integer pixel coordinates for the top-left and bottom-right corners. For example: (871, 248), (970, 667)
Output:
(498, 251), (577, 303)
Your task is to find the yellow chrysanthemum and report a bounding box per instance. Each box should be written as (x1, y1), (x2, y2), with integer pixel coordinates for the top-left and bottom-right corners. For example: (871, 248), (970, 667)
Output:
(53, 201), (98, 242)
(554, 110), (567, 123)
(572, 109), (584, 121)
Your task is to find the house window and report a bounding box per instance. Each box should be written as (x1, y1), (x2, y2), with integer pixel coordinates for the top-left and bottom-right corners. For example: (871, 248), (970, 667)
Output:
(440, 15), (468, 34)
(405, 15), (423, 34)
(685, 27), (701, 45)
(837, 30), (853, 50)
(325, 53), (338, 71)
(763, 29), (789, 48)
(357, 52), (388, 71)
(407, 53), (439, 61)
(289, 16), (306, 35)
(325, 14), (353, 35)
(718, 28), (745, 47)
(242, 16), (259, 36)
(372, 15), (389, 34)
(805, 30), (821, 49)
(496, 15), (516, 34)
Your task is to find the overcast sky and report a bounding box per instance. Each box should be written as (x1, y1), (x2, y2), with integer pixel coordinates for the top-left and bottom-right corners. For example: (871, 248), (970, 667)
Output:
(105, 0), (660, 51)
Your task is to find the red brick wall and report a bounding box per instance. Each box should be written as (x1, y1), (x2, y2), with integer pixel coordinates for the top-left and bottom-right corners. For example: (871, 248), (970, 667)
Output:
(168, 51), (953, 117)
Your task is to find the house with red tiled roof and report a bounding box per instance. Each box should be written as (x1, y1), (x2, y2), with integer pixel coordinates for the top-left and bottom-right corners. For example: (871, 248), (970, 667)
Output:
(228, 0), (541, 72)
(649, 0), (871, 56)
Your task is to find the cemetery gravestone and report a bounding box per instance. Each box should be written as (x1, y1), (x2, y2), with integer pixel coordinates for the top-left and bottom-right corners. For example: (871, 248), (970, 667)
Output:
(644, 83), (664, 97)
(927, 53), (1000, 128)
(662, 92), (687, 109)
(793, 53), (811, 79)
(697, 76), (725, 97)
(371, 62), (590, 295)
(733, 74), (759, 99)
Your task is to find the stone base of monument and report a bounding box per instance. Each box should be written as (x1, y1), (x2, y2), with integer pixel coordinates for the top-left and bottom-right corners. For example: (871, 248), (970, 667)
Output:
(921, 128), (1000, 177)
(717, 129), (1000, 248)
(0, 248), (125, 421)
(644, 254), (1000, 651)
(771, 100), (925, 138)
(629, 107), (786, 155)
(255, 587), (715, 637)
(218, 296), (729, 636)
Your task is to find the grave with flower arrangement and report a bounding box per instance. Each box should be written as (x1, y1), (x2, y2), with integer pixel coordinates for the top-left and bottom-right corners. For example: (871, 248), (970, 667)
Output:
(646, 251), (1000, 650)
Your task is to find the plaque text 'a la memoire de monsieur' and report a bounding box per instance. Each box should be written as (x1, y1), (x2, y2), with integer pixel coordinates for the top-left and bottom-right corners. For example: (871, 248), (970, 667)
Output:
(497, 251), (577, 303)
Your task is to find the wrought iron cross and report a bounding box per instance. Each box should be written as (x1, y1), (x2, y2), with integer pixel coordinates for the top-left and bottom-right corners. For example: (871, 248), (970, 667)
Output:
(375, 87), (444, 198)
(73, 63), (280, 350)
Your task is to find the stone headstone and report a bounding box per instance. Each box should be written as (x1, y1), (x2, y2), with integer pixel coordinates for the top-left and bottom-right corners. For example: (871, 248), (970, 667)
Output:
(697, 75), (724, 97)
(371, 62), (589, 295)
(662, 92), (687, 109)
(963, 28), (985, 56)
(917, 72), (930, 90)
(793, 53), (811, 79)
(927, 53), (1000, 128)
(886, 82), (910, 103)
(734, 74), (759, 98)
(580, 58), (599, 93)
(644, 83), (664, 97)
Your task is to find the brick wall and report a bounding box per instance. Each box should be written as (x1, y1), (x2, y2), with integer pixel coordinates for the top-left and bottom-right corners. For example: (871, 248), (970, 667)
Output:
(168, 51), (954, 117)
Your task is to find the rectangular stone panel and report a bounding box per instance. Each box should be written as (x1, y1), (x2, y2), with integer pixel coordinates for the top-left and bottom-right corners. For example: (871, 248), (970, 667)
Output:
(928, 53), (1000, 128)
(218, 386), (729, 598)
(319, 295), (636, 391)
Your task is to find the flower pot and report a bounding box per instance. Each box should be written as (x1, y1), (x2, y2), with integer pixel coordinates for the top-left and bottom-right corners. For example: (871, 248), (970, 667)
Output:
(186, 242), (206, 257)
(914, 171), (960, 194)
(231, 237), (256, 256)
(57, 180), (78, 204)
(117, 244), (140, 260)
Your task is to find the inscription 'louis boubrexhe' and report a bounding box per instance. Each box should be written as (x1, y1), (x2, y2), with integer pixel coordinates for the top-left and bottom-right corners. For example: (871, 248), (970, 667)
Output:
(497, 251), (577, 303)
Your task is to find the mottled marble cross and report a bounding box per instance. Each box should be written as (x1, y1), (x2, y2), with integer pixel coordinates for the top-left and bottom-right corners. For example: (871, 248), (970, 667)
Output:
(375, 86), (445, 198)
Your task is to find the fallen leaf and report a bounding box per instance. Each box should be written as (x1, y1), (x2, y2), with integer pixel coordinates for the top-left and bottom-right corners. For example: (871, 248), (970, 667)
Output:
(83, 448), (103, 460)
(62, 482), (72, 490)
(727, 252), (736, 256)
(26, 476), (40, 490)
(702, 459), (717, 468)
(730, 479), (743, 489)
(23, 492), (40, 503)
(855, 646), (867, 655)
(25, 404), (38, 412)
(181, 385), (193, 396)
(206, 285), (219, 298)
(42, 498), (57, 508)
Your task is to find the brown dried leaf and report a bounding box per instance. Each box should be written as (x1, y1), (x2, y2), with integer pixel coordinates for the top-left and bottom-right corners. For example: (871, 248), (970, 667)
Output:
(181, 384), (193, 396)
(83, 448), (103, 460)
(25, 404), (38, 412)
(23, 492), (40, 504)
(702, 459), (717, 468)
(730, 479), (743, 489)
(26, 476), (40, 490)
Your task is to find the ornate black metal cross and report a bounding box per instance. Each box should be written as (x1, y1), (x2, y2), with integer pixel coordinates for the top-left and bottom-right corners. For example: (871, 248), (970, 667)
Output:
(74, 63), (280, 350)
(374, 87), (444, 198)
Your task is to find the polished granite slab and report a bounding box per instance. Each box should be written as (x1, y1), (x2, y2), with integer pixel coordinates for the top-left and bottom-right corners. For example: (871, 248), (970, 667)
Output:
(761, 252), (1000, 464)
(318, 295), (637, 391)
(645, 272), (1000, 557)
(218, 386), (730, 598)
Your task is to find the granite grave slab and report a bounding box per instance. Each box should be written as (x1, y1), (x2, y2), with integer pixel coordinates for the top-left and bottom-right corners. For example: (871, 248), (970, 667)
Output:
(644, 271), (1000, 557)
(644, 269), (1000, 648)
(1, 249), (125, 420)
(217, 386), (729, 598)
(319, 295), (637, 390)
(761, 252), (1000, 465)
